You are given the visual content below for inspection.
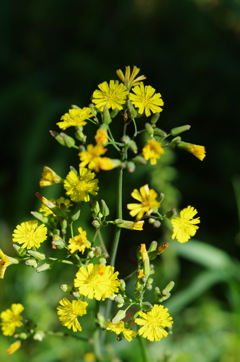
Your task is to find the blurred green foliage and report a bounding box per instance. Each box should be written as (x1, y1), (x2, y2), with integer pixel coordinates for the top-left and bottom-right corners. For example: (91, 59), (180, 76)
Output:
(1, 0), (240, 361)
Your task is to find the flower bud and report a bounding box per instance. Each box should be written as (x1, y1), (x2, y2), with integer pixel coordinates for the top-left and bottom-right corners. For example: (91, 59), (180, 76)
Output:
(132, 155), (147, 165)
(112, 309), (126, 323)
(92, 219), (101, 228)
(114, 295), (125, 305)
(110, 108), (119, 118)
(60, 284), (72, 293)
(50, 130), (65, 146)
(150, 112), (160, 125)
(100, 199), (109, 217)
(103, 105), (112, 125)
(119, 279), (126, 291)
(126, 162), (135, 173)
(145, 123), (154, 137)
(170, 125), (191, 136)
(88, 103), (97, 116)
(154, 127), (167, 137)
(146, 284), (152, 291)
(152, 220), (161, 228)
(71, 202), (81, 221)
(25, 259), (38, 268)
(60, 132), (76, 148)
(121, 135), (131, 145)
(28, 250), (46, 261)
(12, 244), (27, 257)
(129, 140), (138, 154)
(89, 199), (101, 217)
(75, 126), (86, 142)
(169, 136), (181, 147)
(30, 211), (48, 224)
(165, 208), (176, 219)
(33, 331), (45, 341)
(127, 100), (138, 118)
(165, 281), (175, 292)
(36, 262), (52, 273)
(148, 241), (158, 252)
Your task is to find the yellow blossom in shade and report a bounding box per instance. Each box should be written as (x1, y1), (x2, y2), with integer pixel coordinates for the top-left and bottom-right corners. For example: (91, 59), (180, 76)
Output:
(0, 249), (11, 279)
(129, 84), (164, 117)
(68, 227), (91, 254)
(171, 206), (200, 243)
(64, 167), (99, 202)
(74, 263), (120, 301)
(12, 221), (47, 249)
(127, 184), (160, 220)
(83, 352), (96, 361)
(56, 107), (93, 130)
(39, 197), (72, 216)
(138, 269), (145, 278)
(142, 140), (164, 165)
(7, 340), (21, 355)
(79, 144), (107, 172)
(177, 141), (206, 161)
(92, 80), (128, 111)
(105, 321), (137, 342)
(0, 304), (24, 336)
(116, 65), (146, 89)
(57, 298), (88, 332)
(95, 128), (108, 145)
(39, 166), (63, 187)
(135, 304), (173, 342)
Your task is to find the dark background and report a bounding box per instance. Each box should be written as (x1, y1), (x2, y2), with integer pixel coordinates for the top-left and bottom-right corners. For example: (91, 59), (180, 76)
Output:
(1, 0), (240, 361)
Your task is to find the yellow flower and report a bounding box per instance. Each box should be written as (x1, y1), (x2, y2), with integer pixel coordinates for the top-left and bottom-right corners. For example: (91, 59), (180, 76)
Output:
(56, 108), (93, 130)
(12, 221), (47, 249)
(127, 184), (160, 220)
(39, 166), (62, 187)
(68, 227), (91, 254)
(171, 206), (200, 243)
(39, 197), (72, 216)
(95, 128), (108, 145)
(74, 263), (120, 301)
(115, 219), (144, 231)
(79, 144), (108, 172)
(83, 352), (96, 361)
(64, 167), (99, 202)
(178, 141), (206, 161)
(7, 341), (21, 355)
(105, 321), (137, 342)
(0, 249), (11, 279)
(97, 158), (121, 171)
(116, 65), (146, 89)
(135, 304), (173, 342)
(129, 84), (164, 117)
(138, 269), (145, 278)
(142, 139), (164, 165)
(0, 304), (24, 336)
(57, 298), (88, 332)
(92, 80), (128, 111)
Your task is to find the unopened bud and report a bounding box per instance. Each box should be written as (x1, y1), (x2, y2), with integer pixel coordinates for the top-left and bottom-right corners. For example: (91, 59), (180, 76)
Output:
(36, 262), (52, 273)
(126, 162), (135, 173)
(71, 202), (81, 221)
(150, 112), (160, 125)
(169, 136), (181, 147)
(103, 105), (112, 125)
(114, 295), (125, 304)
(75, 126), (86, 142)
(154, 127), (167, 137)
(90, 199), (101, 217)
(30, 211), (48, 224)
(112, 309), (126, 323)
(12, 244), (27, 257)
(92, 219), (101, 229)
(88, 103), (97, 116)
(148, 241), (158, 252)
(60, 132), (76, 148)
(170, 125), (191, 136)
(60, 284), (72, 293)
(132, 155), (147, 165)
(165, 208), (176, 219)
(25, 259), (38, 268)
(28, 250), (46, 261)
(33, 331), (45, 341)
(110, 108), (119, 118)
(145, 123), (154, 136)
(100, 199), (110, 217)
(127, 100), (138, 118)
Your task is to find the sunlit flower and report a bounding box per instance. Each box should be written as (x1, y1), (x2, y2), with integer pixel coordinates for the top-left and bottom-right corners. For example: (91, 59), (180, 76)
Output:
(7, 340), (21, 355)
(177, 141), (206, 161)
(57, 298), (88, 332)
(74, 263), (120, 301)
(95, 128), (108, 145)
(68, 227), (91, 254)
(116, 65), (146, 89)
(129, 84), (164, 117)
(115, 219), (144, 231)
(12, 221), (47, 249)
(79, 144), (108, 172)
(142, 139), (164, 165)
(135, 304), (173, 342)
(105, 321), (137, 342)
(0, 249), (11, 279)
(39, 166), (63, 187)
(0, 304), (24, 336)
(56, 108), (93, 130)
(127, 184), (160, 220)
(64, 167), (99, 202)
(39, 197), (72, 216)
(92, 80), (128, 111)
(171, 206), (200, 243)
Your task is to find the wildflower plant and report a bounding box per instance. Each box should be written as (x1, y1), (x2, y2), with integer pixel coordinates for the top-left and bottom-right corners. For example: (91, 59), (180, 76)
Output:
(1, 65), (206, 360)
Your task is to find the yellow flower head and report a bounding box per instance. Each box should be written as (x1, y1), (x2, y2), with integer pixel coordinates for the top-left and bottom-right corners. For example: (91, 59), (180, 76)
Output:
(105, 321), (137, 342)
(116, 65), (146, 89)
(12, 220), (47, 249)
(135, 304), (173, 342)
(74, 263), (120, 301)
(0, 304), (24, 336)
(68, 227), (91, 254)
(64, 167), (99, 202)
(57, 298), (88, 332)
(39, 197), (72, 216)
(97, 158), (121, 171)
(142, 139), (164, 165)
(129, 84), (164, 117)
(95, 128), (108, 145)
(7, 341), (21, 355)
(92, 80), (128, 111)
(0, 249), (11, 279)
(57, 107), (93, 130)
(178, 142), (206, 161)
(127, 184), (160, 220)
(79, 144), (108, 172)
(171, 206), (200, 243)
(39, 166), (62, 187)
(83, 353), (96, 361)
(138, 269), (145, 278)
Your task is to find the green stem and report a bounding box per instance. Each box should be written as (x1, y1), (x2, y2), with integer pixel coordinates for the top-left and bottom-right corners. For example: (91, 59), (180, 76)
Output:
(138, 335), (151, 362)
